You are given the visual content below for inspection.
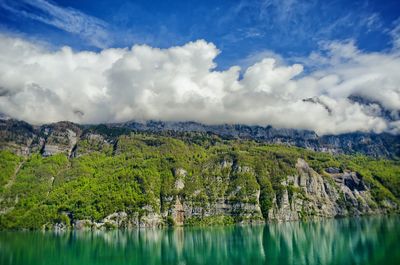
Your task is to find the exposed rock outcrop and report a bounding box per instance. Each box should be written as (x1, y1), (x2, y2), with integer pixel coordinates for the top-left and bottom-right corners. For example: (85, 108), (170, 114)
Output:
(41, 122), (81, 157)
(72, 209), (164, 230)
(268, 159), (391, 222)
(63, 158), (398, 230)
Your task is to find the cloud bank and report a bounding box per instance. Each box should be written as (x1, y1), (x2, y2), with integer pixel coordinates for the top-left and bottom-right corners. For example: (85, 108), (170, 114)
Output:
(0, 34), (399, 135)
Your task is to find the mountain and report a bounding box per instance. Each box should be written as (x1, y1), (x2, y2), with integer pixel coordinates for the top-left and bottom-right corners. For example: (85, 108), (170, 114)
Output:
(0, 118), (399, 230)
(1, 118), (399, 158)
(348, 95), (400, 123)
(119, 120), (400, 158)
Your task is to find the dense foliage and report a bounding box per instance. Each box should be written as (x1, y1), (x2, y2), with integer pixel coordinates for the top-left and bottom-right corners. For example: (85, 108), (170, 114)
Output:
(0, 132), (399, 230)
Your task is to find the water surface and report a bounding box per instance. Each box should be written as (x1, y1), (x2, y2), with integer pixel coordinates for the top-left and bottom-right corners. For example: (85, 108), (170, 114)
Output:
(1, 216), (399, 265)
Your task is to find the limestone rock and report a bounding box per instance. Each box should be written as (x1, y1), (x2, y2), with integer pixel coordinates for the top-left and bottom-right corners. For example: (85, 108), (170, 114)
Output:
(268, 158), (396, 222)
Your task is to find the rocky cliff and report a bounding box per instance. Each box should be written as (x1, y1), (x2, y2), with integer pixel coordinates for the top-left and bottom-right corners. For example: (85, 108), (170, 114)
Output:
(268, 159), (389, 221)
(65, 158), (396, 230)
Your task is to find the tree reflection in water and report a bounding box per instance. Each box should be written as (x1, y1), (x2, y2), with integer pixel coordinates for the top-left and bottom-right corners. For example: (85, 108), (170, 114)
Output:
(1, 216), (399, 265)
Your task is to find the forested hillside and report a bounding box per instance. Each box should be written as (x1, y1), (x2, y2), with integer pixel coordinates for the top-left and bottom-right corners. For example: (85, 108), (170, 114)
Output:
(0, 124), (399, 230)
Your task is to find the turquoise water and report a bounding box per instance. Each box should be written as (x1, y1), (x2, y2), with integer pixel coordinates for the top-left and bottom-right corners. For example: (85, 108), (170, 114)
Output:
(1, 216), (399, 265)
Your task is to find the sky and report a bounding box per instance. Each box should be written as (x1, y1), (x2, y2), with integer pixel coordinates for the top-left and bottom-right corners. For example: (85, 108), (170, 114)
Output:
(0, 0), (399, 135)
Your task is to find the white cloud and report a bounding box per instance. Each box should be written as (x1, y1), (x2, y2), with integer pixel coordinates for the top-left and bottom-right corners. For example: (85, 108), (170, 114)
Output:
(0, 34), (399, 135)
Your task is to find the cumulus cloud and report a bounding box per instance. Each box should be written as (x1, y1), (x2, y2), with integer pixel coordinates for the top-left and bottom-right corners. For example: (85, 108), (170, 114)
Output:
(0, 34), (399, 135)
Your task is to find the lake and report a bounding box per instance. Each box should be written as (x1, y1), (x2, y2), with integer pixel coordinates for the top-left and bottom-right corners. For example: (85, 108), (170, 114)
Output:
(1, 215), (399, 265)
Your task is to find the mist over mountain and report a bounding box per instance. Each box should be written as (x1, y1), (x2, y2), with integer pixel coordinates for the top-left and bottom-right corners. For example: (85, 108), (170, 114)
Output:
(1, 117), (399, 158)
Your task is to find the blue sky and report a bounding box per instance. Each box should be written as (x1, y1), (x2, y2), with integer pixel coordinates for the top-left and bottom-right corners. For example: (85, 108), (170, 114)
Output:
(0, 0), (399, 69)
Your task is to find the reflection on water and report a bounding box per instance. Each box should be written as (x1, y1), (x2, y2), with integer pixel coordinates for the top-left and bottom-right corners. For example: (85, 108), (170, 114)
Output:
(0, 216), (399, 265)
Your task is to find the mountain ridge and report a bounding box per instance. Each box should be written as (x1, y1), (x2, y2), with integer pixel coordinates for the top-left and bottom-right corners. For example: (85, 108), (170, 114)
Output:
(1, 118), (399, 158)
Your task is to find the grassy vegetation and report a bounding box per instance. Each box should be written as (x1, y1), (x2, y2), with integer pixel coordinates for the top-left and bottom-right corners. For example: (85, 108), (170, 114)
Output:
(185, 216), (235, 226)
(0, 151), (21, 193)
(0, 132), (399, 230)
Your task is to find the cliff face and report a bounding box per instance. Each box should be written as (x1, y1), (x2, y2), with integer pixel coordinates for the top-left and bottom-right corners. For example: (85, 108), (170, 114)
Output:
(68, 158), (395, 230)
(268, 159), (387, 222)
(0, 119), (399, 230)
(0, 119), (81, 157)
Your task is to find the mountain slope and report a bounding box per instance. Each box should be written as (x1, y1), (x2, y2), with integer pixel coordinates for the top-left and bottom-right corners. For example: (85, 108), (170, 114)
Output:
(0, 120), (399, 229)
